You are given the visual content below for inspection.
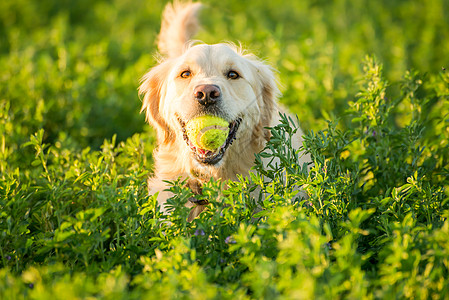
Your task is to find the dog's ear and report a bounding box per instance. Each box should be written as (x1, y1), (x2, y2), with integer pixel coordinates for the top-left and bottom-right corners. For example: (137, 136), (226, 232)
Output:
(139, 61), (174, 144)
(251, 60), (281, 142)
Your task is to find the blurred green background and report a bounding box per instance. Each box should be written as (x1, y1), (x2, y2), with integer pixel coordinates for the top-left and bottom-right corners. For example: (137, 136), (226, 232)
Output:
(1, 0), (448, 153)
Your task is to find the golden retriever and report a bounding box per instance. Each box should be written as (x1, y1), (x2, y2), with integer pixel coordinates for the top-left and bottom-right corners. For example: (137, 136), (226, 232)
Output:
(139, 1), (309, 219)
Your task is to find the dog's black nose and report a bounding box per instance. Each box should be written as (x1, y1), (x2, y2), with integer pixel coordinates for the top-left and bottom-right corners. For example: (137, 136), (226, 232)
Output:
(194, 84), (221, 107)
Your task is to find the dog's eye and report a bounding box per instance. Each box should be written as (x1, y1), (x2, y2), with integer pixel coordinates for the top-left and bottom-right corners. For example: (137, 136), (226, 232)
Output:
(180, 70), (191, 78)
(227, 70), (240, 80)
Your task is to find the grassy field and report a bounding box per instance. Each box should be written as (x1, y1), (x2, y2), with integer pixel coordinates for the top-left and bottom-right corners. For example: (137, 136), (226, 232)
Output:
(1, 0), (449, 298)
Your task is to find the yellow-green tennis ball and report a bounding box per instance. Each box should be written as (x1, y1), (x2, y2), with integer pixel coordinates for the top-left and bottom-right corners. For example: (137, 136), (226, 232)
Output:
(186, 115), (229, 150)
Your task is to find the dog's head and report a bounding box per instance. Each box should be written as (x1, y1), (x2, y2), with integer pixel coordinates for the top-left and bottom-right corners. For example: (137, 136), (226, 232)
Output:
(139, 43), (279, 169)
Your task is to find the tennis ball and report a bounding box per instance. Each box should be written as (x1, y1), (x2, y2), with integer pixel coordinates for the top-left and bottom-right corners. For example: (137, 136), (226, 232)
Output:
(185, 115), (229, 150)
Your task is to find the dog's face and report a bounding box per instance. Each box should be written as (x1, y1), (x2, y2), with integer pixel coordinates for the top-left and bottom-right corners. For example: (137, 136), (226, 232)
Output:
(140, 43), (279, 168)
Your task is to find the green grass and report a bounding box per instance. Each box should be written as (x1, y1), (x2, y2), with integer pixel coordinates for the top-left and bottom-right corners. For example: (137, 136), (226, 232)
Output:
(1, 0), (449, 298)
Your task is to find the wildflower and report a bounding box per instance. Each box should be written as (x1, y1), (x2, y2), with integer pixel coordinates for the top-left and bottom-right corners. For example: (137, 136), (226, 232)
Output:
(323, 242), (332, 250)
(225, 236), (236, 244)
(194, 229), (205, 236)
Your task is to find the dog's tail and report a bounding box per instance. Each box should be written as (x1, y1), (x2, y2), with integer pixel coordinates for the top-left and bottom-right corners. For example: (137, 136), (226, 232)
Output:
(158, 1), (202, 58)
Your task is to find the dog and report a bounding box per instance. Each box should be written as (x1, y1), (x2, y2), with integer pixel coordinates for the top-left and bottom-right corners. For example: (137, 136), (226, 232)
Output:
(138, 1), (309, 220)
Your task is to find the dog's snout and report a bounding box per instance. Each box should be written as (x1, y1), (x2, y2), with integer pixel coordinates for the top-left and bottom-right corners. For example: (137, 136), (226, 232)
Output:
(194, 84), (221, 107)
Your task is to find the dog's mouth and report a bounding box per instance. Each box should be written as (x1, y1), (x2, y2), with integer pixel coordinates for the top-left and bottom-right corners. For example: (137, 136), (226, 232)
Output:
(178, 116), (242, 165)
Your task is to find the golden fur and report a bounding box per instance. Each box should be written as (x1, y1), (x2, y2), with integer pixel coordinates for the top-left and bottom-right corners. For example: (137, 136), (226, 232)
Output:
(139, 1), (309, 216)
